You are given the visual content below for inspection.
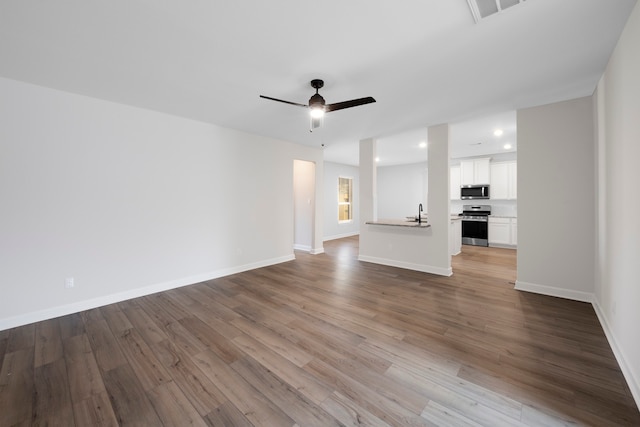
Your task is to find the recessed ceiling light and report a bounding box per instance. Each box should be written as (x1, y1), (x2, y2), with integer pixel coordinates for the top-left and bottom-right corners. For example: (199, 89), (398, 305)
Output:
(503, 143), (512, 149)
(494, 129), (504, 137)
(419, 141), (427, 148)
(375, 157), (380, 162)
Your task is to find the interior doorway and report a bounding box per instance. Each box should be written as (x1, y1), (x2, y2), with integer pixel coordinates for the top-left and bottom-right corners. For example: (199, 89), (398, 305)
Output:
(293, 160), (316, 252)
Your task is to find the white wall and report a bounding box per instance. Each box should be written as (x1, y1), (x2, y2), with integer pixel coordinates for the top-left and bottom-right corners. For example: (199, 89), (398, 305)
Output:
(0, 77), (323, 329)
(377, 162), (427, 219)
(594, 0), (640, 406)
(323, 161), (359, 241)
(516, 96), (595, 302)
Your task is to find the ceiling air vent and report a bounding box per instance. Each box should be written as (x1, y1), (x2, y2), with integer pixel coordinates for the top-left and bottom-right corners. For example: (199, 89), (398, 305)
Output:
(467, 0), (526, 23)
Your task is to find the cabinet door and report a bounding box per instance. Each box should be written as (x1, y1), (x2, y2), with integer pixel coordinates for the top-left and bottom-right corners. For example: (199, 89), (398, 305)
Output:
(488, 218), (511, 245)
(460, 158), (491, 185)
(510, 218), (517, 245)
(450, 166), (461, 200)
(474, 158), (490, 184)
(449, 220), (462, 255)
(460, 161), (475, 185)
(454, 220), (462, 253)
(490, 162), (509, 199)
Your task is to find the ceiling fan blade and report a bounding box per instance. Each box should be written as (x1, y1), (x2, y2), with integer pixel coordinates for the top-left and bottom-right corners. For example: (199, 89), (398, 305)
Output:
(325, 97), (376, 113)
(259, 95), (308, 108)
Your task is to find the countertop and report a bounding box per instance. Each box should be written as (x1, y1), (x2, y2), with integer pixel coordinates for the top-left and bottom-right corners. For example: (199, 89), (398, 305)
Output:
(365, 219), (431, 228)
(489, 215), (517, 219)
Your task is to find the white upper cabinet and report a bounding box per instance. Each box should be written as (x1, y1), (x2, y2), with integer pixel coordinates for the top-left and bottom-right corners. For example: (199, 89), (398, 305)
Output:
(450, 165), (461, 200)
(460, 158), (490, 185)
(490, 161), (517, 200)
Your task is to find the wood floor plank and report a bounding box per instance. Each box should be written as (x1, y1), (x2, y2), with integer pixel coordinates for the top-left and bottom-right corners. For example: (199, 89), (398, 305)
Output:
(230, 316), (313, 368)
(231, 356), (342, 427)
(147, 291), (194, 321)
(83, 318), (128, 372)
(0, 349), (34, 426)
(72, 390), (119, 427)
(114, 328), (170, 391)
(192, 349), (296, 426)
(102, 364), (163, 426)
(385, 363), (525, 426)
(58, 312), (86, 339)
(0, 237), (638, 425)
(6, 322), (35, 353)
(120, 302), (169, 345)
(304, 357), (431, 426)
(32, 358), (75, 426)
(319, 391), (390, 427)
(421, 400), (484, 427)
(146, 380), (208, 427)
(204, 400), (254, 427)
(99, 304), (133, 335)
(63, 333), (108, 402)
(0, 333), (7, 374)
(179, 316), (243, 364)
(34, 318), (63, 367)
(231, 332), (334, 405)
(150, 338), (227, 416)
(182, 300), (244, 341)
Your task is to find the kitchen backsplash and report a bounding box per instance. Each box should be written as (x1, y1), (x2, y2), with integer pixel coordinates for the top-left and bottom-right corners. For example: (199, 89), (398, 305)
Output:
(451, 200), (517, 217)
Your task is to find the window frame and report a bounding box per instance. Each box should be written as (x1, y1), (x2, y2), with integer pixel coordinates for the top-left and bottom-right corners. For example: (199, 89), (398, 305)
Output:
(338, 176), (353, 223)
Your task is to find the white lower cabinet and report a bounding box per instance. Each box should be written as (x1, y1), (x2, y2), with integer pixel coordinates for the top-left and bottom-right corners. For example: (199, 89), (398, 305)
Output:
(450, 219), (462, 255)
(488, 217), (517, 247)
(510, 218), (517, 246)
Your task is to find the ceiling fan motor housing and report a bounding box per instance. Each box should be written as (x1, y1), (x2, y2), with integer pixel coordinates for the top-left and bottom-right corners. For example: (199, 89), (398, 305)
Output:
(309, 93), (326, 109)
(309, 79), (326, 109)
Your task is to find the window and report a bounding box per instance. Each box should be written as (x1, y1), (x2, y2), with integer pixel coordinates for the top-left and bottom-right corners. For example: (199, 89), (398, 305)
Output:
(338, 177), (353, 222)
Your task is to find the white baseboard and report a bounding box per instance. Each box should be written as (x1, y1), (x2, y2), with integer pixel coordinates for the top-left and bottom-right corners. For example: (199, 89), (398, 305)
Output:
(323, 231), (359, 241)
(0, 254), (295, 331)
(293, 244), (324, 255)
(514, 280), (594, 303)
(488, 243), (517, 249)
(592, 299), (640, 409)
(358, 255), (452, 277)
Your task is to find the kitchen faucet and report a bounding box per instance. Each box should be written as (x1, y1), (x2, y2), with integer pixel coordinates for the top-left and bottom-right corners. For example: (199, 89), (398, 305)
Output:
(418, 203), (423, 224)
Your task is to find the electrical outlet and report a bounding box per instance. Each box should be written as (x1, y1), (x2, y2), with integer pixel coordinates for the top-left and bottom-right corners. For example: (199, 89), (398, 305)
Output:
(65, 277), (75, 289)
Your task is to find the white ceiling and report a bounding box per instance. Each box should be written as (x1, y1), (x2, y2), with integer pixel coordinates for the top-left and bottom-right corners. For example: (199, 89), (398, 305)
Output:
(0, 0), (635, 166)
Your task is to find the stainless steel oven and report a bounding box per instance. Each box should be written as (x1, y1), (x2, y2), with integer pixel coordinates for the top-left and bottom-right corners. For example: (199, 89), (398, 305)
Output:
(461, 205), (491, 247)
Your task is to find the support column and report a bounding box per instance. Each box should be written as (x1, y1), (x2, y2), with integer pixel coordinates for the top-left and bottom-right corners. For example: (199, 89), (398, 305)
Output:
(427, 123), (452, 272)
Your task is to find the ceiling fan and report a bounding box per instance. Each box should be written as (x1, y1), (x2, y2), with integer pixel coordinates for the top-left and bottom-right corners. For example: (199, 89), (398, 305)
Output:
(260, 79), (376, 131)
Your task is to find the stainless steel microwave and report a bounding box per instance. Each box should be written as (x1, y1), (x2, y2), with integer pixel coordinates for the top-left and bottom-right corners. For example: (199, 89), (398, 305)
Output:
(461, 184), (490, 199)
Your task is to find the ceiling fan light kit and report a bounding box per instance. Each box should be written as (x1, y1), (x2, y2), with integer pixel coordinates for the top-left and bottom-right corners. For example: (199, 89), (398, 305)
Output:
(260, 79), (375, 131)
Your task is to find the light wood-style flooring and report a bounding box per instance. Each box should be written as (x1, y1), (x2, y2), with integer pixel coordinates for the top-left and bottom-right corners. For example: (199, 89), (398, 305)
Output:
(1, 237), (638, 426)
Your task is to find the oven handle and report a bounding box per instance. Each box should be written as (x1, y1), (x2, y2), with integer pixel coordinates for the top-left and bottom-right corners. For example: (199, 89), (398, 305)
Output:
(462, 217), (488, 222)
